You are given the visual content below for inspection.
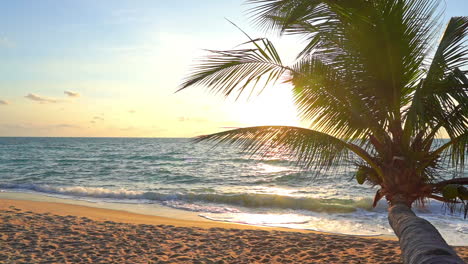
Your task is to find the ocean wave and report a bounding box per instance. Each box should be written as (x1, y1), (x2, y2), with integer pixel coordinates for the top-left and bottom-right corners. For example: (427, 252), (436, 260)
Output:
(227, 157), (294, 166)
(260, 159), (296, 166)
(272, 172), (310, 182)
(0, 183), (374, 214)
(127, 155), (172, 161)
(0, 183), (144, 199)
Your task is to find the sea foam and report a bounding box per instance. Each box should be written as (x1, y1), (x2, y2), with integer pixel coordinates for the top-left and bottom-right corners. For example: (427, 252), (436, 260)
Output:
(1, 183), (374, 213)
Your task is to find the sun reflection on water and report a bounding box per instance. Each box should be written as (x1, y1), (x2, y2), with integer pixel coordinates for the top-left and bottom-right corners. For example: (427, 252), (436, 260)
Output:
(256, 163), (291, 173)
(201, 212), (310, 225)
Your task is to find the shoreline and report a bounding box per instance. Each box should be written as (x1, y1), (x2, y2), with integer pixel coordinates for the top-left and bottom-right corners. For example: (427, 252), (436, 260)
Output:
(0, 191), (397, 239)
(1, 197), (468, 263)
(0, 198), (305, 232)
(0, 194), (386, 237)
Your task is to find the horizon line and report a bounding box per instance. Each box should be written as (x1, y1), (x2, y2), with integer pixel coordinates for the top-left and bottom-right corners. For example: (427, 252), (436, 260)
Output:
(0, 136), (194, 139)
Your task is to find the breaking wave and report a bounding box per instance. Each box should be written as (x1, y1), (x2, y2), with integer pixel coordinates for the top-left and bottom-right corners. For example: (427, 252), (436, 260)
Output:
(0, 183), (373, 213)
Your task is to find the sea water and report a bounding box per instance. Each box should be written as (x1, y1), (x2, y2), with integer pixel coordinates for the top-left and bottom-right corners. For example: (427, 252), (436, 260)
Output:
(0, 137), (466, 245)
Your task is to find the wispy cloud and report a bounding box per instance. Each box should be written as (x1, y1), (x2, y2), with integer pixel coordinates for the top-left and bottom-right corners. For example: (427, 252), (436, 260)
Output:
(0, 123), (80, 130)
(25, 93), (59, 103)
(90, 115), (104, 125)
(0, 99), (8, 105)
(128, 109), (136, 114)
(64, 90), (80, 97)
(54, 124), (80, 129)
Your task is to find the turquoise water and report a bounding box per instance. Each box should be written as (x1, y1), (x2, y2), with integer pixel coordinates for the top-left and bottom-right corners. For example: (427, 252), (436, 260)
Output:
(0, 137), (466, 245)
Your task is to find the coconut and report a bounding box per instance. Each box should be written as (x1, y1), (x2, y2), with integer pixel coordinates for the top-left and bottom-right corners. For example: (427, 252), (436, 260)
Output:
(457, 186), (468, 200)
(442, 184), (459, 200)
(355, 169), (366, 185)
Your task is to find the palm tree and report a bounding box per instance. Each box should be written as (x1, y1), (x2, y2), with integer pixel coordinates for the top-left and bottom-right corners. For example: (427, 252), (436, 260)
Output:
(179, 0), (468, 263)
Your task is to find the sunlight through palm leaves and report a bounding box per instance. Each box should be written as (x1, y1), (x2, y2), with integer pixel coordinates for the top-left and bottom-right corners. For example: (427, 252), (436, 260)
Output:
(180, 1), (467, 263)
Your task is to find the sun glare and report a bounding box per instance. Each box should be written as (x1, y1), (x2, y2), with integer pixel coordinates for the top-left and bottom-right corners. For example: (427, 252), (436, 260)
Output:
(230, 85), (301, 127)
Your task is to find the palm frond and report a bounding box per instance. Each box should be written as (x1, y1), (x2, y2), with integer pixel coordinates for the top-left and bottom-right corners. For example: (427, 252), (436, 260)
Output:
(248, 0), (443, 133)
(425, 132), (468, 173)
(420, 103), (468, 149)
(443, 132), (468, 173)
(178, 35), (290, 99)
(180, 1), (467, 208)
(404, 16), (468, 139)
(195, 126), (347, 171)
(289, 56), (388, 140)
(194, 126), (379, 174)
(427, 17), (468, 75)
(246, 0), (329, 33)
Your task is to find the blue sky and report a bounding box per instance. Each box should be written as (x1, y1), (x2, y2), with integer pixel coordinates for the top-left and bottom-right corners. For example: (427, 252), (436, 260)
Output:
(0, 0), (467, 137)
(1, 0), (248, 85)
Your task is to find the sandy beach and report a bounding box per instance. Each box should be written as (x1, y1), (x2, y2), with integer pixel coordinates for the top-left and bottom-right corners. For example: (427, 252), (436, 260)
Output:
(0, 199), (466, 264)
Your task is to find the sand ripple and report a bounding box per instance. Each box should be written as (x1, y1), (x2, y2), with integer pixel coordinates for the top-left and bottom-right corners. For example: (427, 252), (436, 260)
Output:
(1, 206), (467, 263)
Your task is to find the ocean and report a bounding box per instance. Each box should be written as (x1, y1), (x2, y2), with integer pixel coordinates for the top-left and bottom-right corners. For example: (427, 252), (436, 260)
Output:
(0, 137), (466, 245)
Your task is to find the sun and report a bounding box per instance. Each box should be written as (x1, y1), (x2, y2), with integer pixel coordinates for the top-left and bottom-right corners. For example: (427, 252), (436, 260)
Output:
(230, 85), (301, 127)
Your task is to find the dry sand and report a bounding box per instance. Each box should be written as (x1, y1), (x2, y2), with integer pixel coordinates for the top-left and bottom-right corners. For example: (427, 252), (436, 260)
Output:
(1, 199), (467, 264)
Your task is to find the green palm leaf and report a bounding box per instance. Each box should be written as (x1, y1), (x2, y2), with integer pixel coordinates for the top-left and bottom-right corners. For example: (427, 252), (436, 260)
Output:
(195, 126), (380, 175)
(178, 31), (290, 99)
(404, 17), (468, 139)
(289, 56), (388, 140)
(247, 0), (332, 34)
(181, 1), (468, 261)
(181, 0), (467, 207)
(426, 131), (468, 173)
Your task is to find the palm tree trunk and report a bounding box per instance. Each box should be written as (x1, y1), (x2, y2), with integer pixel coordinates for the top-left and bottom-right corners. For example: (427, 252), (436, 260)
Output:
(388, 203), (465, 264)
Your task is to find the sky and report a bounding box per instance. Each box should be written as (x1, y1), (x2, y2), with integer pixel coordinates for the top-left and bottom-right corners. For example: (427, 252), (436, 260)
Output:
(0, 0), (467, 137)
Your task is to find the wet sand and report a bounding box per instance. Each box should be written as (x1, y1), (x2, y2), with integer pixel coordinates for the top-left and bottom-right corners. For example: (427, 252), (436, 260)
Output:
(1, 199), (467, 263)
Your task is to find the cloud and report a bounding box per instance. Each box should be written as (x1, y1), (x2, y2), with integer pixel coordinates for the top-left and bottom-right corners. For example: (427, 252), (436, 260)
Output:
(128, 110), (136, 114)
(25, 93), (58, 103)
(0, 99), (8, 105)
(90, 116), (104, 125)
(0, 123), (80, 130)
(54, 124), (80, 129)
(64, 90), (80, 97)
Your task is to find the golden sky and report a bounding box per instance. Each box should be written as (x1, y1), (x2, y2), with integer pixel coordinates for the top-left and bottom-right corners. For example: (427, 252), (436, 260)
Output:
(0, 0), (466, 137)
(0, 1), (307, 137)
